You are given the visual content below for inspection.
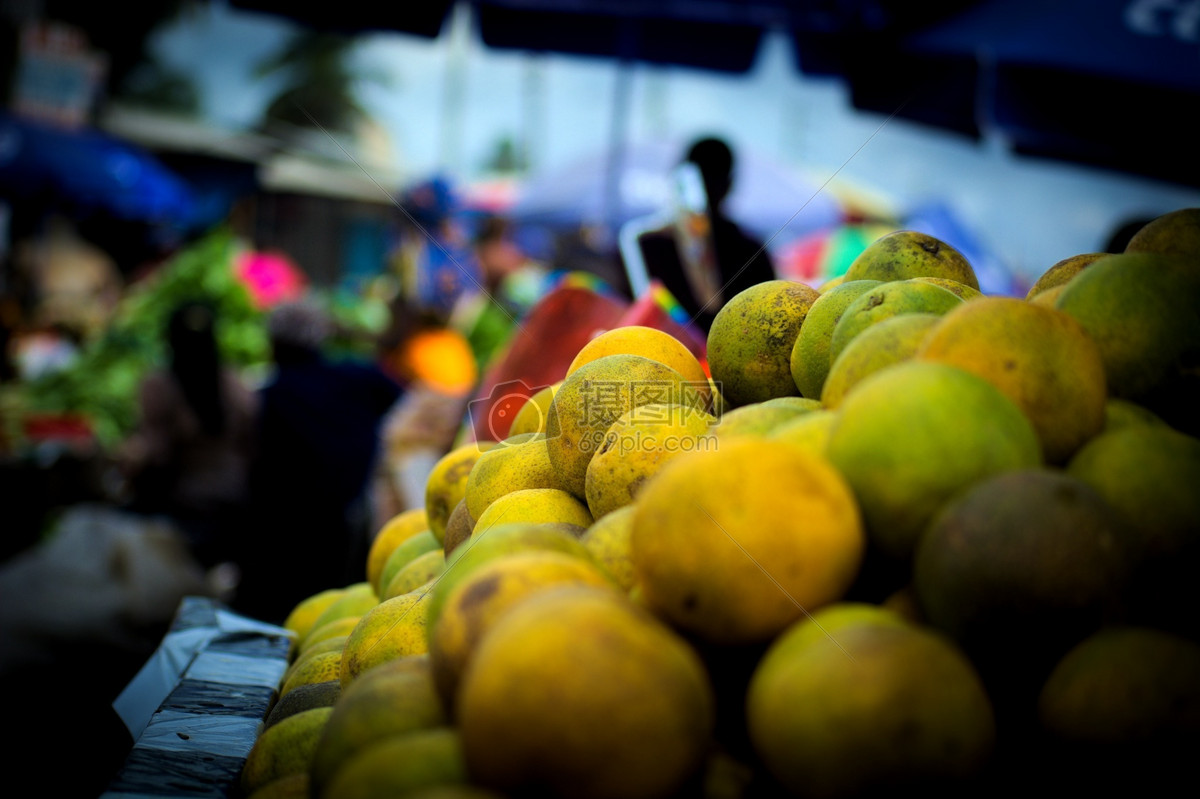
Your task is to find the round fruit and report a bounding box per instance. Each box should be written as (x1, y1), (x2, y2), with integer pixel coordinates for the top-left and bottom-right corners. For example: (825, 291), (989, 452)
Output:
(916, 296), (1108, 463)
(424, 443), (494, 545)
(912, 469), (1137, 717)
(789, 279), (882, 400)
(565, 325), (712, 410)
(1024, 252), (1107, 301)
(366, 510), (429, 596)
(706, 279), (822, 408)
(821, 312), (940, 409)
(843, 229), (979, 289)
(631, 438), (865, 645)
(825, 361), (1042, 561)
(458, 585), (714, 799)
(828, 279), (963, 366)
(339, 590), (433, 686)
(746, 605), (994, 798)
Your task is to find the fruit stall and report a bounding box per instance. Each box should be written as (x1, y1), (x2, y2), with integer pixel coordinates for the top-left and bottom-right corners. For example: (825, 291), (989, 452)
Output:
(93, 208), (1200, 799)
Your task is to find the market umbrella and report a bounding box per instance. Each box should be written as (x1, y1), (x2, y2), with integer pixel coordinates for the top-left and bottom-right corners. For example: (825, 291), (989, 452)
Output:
(509, 138), (845, 248)
(0, 110), (196, 225)
(788, 0), (1200, 188)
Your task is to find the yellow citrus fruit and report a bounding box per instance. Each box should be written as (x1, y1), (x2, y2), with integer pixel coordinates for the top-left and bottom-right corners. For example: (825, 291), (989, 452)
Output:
(828, 279), (963, 366)
(1123, 206), (1200, 258)
(706, 279), (822, 408)
(821, 312), (940, 409)
(429, 550), (617, 712)
(317, 727), (468, 799)
(508, 381), (562, 437)
(909, 275), (984, 300)
(264, 680), (341, 731)
(245, 772), (310, 799)
(546, 353), (707, 498)
(310, 655), (444, 795)
(1025, 252), (1108, 300)
(382, 549), (445, 601)
(746, 606), (994, 797)
(580, 504), (638, 592)
(472, 487), (593, 534)
(463, 432), (559, 521)
(631, 438), (865, 645)
(376, 530), (439, 598)
(457, 585), (714, 799)
(366, 509), (429, 596)
(565, 326), (711, 409)
(825, 361), (1042, 561)
(280, 650), (343, 697)
(768, 408), (839, 456)
(790, 279), (883, 400)
(282, 587), (347, 644)
(240, 706), (334, 796)
(843, 229), (980, 289)
(1053, 252), (1200, 406)
(917, 296), (1108, 464)
(339, 589), (434, 686)
(426, 521), (596, 641)
(425, 443), (495, 545)
(298, 617), (363, 659)
(584, 402), (717, 519)
(708, 396), (823, 441)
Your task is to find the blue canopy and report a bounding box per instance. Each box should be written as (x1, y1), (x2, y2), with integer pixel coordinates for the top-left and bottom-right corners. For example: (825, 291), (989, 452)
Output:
(0, 110), (196, 225)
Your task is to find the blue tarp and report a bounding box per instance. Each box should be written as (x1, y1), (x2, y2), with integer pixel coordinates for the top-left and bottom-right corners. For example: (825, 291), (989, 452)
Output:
(0, 110), (197, 226)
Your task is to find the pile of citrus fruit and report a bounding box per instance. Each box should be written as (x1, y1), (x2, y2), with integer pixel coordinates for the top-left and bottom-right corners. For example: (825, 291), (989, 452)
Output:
(238, 208), (1200, 799)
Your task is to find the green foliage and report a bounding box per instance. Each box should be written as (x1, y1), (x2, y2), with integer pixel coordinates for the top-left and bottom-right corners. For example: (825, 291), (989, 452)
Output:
(17, 228), (270, 449)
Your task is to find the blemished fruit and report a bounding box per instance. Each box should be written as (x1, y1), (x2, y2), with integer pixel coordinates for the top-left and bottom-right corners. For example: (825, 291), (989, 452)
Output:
(631, 438), (865, 645)
(566, 325), (712, 410)
(282, 638), (347, 695)
(339, 589), (433, 686)
(584, 402), (716, 519)
(842, 229), (980, 289)
(917, 296), (1108, 464)
(425, 443), (495, 545)
(425, 521), (596, 638)
(789, 279), (882, 400)
(508, 381), (562, 436)
(310, 655), (444, 795)
(280, 650), (343, 697)
(463, 432), (559, 521)
(828, 278), (963, 367)
(366, 510), (428, 598)
(428, 550), (617, 712)
(825, 361), (1042, 562)
(442, 499), (474, 557)
(298, 617), (362, 659)
(240, 706), (334, 796)
(706, 279), (822, 408)
(545, 353), (707, 498)
(912, 469), (1137, 716)
(708, 396), (822, 441)
(746, 605), (995, 798)
(457, 585), (715, 799)
(1025, 252), (1107, 300)
(317, 726), (468, 799)
(821, 312), (941, 409)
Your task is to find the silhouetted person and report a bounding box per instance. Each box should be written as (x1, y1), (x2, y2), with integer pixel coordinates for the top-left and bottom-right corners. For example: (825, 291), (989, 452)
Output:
(232, 300), (403, 625)
(636, 136), (776, 332)
(118, 299), (258, 570)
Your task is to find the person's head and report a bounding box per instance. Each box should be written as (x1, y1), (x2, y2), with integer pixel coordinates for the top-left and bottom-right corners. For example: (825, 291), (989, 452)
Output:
(684, 136), (735, 208)
(267, 300), (332, 366)
(166, 299), (224, 434)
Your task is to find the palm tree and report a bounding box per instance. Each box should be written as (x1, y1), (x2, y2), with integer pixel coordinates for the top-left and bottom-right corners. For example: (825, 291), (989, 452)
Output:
(253, 31), (389, 139)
